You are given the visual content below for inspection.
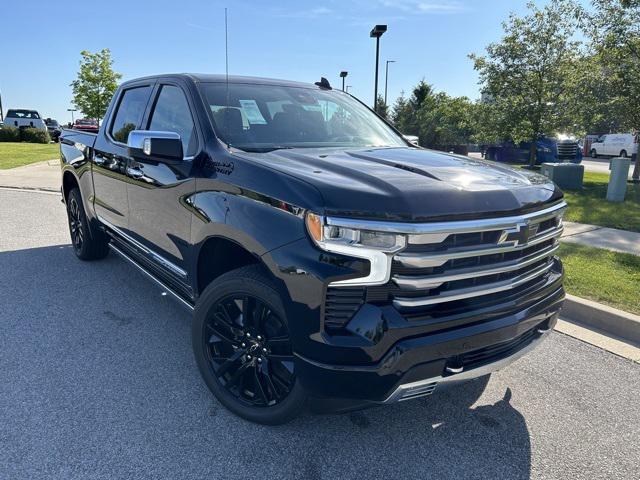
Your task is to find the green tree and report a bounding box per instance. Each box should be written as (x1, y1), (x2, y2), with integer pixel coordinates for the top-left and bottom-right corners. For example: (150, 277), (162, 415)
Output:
(469, 1), (581, 167)
(70, 49), (121, 126)
(391, 91), (412, 133)
(587, 0), (640, 179)
(417, 93), (476, 148)
(391, 81), (436, 143)
(376, 95), (389, 119)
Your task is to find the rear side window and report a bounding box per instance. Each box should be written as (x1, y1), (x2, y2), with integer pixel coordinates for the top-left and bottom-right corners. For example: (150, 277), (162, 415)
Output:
(110, 86), (152, 143)
(148, 85), (197, 156)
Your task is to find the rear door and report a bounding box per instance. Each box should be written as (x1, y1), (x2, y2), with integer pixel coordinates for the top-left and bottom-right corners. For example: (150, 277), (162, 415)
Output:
(92, 82), (154, 230)
(124, 80), (200, 296)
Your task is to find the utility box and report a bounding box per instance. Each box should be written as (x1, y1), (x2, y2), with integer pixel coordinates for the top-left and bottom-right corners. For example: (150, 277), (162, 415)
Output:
(606, 157), (631, 202)
(540, 163), (584, 190)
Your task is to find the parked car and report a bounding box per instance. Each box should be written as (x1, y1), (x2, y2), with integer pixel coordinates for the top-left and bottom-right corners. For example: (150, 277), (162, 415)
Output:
(4, 109), (47, 131)
(73, 118), (99, 133)
(485, 136), (582, 164)
(60, 74), (565, 425)
(45, 118), (62, 142)
(589, 133), (638, 158)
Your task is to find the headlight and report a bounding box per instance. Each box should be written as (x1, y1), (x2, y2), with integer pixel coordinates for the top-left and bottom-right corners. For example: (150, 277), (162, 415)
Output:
(305, 212), (405, 286)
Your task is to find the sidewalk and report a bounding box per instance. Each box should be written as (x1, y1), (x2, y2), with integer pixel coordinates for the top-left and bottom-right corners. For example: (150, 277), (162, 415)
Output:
(561, 221), (640, 256)
(0, 159), (60, 192)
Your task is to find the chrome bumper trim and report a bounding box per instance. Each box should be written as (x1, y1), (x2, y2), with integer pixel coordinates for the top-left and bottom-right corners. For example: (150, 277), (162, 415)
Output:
(381, 327), (552, 404)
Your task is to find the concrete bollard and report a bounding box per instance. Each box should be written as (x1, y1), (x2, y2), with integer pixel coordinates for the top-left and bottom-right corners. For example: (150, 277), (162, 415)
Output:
(606, 157), (631, 202)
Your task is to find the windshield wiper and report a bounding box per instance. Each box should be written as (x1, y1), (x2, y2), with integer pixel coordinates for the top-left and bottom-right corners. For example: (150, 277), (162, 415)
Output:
(235, 146), (296, 153)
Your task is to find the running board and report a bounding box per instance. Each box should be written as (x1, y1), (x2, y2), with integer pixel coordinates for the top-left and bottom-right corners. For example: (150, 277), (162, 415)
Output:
(109, 243), (195, 312)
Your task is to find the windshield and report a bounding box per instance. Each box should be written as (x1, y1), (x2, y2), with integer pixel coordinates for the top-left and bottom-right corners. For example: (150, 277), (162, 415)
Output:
(6, 109), (40, 119)
(200, 83), (406, 151)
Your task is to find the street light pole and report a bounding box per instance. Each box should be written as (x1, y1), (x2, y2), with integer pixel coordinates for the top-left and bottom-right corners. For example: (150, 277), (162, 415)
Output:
(370, 25), (387, 112)
(0, 88), (4, 122)
(384, 60), (395, 107)
(67, 108), (77, 124)
(339, 71), (348, 92)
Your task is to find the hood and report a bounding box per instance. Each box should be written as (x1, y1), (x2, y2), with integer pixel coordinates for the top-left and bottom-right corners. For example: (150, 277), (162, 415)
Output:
(237, 147), (562, 222)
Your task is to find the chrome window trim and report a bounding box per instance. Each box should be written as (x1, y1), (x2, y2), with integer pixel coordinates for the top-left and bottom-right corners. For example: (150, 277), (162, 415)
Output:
(326, 201), (566, 235)
(98, 215), (188, 279)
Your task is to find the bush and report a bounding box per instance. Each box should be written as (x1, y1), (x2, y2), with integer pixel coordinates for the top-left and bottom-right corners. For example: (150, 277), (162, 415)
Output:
(0, 125), (20, 142)
(19, 127), (51, 144)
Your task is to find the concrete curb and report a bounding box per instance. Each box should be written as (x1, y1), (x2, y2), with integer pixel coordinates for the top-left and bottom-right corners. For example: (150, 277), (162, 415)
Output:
(0, 185), (60, 194)
(562, 294), (640, 346)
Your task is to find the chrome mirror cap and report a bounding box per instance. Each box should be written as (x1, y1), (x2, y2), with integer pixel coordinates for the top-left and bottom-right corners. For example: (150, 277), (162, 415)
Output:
(127, 130), (183, 163)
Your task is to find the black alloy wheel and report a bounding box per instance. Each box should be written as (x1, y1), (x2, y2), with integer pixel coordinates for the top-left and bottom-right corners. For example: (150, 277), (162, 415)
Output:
(204, 294), (295, 407)
(65, 188), (110, 260)
(68, 195), (84, 250)
(193, 265), (307, 424)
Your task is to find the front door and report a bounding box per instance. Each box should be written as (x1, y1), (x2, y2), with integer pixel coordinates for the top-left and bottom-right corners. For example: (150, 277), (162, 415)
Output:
(92, 84), (154, 230)
(124, 82), (199, 296)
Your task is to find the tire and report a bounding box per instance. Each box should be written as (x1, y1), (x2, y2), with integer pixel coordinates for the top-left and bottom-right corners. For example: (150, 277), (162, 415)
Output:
(590, 149), (598, 158)
(620, 150), (627, 158)
(192, 265), (307, 425)
(66, 188), (110, 260)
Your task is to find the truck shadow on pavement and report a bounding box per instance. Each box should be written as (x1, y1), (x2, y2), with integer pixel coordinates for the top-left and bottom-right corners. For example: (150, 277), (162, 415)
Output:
(0, 245), (531, 480)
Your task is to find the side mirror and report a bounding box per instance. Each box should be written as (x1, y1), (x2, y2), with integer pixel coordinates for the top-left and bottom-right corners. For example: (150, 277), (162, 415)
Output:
(127, 130), (183, 163)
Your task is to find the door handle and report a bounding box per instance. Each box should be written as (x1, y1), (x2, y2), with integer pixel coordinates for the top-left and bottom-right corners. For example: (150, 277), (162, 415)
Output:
(126, 166), (144, 178)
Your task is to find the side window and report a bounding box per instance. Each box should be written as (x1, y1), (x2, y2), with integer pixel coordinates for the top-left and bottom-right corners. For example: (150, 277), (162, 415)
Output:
(110, 86), (152, 143)
(149, 85), (197, 156)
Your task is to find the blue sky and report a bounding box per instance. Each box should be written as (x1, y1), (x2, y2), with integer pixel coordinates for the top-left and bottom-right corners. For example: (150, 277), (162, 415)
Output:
(2, 0), (549, 123)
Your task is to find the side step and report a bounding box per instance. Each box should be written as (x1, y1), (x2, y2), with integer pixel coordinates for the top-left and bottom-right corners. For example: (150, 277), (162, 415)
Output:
(109, 243), (195, 312)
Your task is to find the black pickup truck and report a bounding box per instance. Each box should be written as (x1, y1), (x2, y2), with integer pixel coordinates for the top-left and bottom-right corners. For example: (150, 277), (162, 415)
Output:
(60, 74), (565, 424)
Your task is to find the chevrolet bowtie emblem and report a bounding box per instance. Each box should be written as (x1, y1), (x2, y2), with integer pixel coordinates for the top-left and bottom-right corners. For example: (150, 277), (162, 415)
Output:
(498, 222), (540, 246)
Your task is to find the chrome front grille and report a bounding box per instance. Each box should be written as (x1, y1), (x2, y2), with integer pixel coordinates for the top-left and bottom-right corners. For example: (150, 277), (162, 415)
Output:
(557, 142), (578, 160)
(389, 203), (565, 311)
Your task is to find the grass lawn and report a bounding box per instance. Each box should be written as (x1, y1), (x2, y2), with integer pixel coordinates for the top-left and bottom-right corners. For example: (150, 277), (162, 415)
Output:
(558, 243), (640, 315)
(562, 171), (640, 232)
(0, 142), (59, 169)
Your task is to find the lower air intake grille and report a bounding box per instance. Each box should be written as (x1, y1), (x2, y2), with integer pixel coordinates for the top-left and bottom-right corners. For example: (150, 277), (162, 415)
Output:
(324, 287), (365, 331)
(460, 327), (538, 369)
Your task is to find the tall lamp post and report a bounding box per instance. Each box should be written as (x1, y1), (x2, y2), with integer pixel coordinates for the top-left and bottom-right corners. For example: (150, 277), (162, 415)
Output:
(339, 71), (348, 92)
(67, 108), (77, 124)
(384, 60), (395, 107)
(0, 88), (4, 122)
(370, 24), (387, 112)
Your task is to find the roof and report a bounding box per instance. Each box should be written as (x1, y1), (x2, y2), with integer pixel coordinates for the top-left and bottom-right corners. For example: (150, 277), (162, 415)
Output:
(121, 73), (322, 89)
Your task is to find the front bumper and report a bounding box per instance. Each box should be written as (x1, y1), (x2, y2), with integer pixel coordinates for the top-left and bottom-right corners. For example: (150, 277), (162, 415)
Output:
(294, 284), (563, 403)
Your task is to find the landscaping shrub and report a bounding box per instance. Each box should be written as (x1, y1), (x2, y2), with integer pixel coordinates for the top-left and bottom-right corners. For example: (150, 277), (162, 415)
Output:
(0, 125), (20, 142)
(19, 127), (51, 144)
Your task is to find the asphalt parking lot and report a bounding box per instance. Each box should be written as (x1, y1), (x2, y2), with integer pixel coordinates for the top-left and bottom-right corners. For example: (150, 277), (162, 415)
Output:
(1, 188), (639, 480)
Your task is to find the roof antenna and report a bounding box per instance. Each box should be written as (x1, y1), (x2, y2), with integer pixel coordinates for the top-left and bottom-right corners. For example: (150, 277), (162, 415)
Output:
(224, 7), (232, 151)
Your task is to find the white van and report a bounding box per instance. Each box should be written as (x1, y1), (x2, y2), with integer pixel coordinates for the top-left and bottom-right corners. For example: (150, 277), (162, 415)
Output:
(4, 109), (47, 131)
(589, 133), (638, 158)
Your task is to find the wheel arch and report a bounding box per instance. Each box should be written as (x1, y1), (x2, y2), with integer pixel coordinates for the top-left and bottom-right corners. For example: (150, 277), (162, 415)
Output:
(62, 169), (80, 202)
(195, 235), (272, 297)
